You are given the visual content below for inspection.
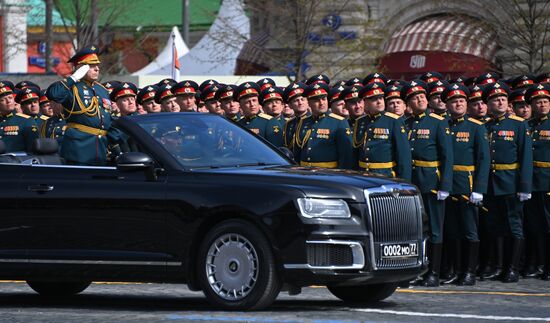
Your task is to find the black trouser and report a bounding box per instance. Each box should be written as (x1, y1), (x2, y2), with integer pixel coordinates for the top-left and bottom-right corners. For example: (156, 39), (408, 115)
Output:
(445, 197), (479, 241)
(421, 193), (446, 244)
(485, 194), (524, 239)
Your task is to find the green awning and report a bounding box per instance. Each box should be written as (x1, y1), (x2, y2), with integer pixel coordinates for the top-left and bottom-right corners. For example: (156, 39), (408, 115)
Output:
(53, 0), (220, 31)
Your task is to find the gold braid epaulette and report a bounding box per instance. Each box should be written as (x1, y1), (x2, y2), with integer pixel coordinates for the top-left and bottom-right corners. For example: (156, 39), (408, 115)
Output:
(352, 119), (366, 148)
(39, 119), (48, 138)
(66, 84), (100, 118)
(294, 117), (311, 149)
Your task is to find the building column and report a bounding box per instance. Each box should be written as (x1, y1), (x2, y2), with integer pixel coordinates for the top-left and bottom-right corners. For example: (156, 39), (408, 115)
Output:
(1, 0), (30, 73)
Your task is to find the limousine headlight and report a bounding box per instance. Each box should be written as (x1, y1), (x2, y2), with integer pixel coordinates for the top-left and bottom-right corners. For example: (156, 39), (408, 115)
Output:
(296, 198), (351, 218)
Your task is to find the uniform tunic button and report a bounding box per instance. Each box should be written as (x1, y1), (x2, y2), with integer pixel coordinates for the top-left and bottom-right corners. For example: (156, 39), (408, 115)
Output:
(308, 148), (311, 150)
(98, 135), (102, 138)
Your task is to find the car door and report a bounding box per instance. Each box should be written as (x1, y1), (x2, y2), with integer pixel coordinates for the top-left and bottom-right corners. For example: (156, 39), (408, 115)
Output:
(0, 162), (29, 276)
(18, 163), (170, 279)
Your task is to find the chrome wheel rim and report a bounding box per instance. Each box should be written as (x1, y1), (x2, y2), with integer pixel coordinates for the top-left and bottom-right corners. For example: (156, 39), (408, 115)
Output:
(205, 233), (259, 301)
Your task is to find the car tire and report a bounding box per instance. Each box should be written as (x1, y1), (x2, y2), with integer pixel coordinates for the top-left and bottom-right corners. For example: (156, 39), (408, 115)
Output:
(27, 281), (91, 297)
(327, 282), (398, 303)
(197, 219), (282, 310)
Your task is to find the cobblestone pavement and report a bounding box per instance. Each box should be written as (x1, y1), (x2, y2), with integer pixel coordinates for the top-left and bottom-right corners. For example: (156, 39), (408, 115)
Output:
(0, 279), (549, 322)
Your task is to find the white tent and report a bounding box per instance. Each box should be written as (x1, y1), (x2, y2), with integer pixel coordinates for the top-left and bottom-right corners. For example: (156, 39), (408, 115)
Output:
(133, 0), (250, 77)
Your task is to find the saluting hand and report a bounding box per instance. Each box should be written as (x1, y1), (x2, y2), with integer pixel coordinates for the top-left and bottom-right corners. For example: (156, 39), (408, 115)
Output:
(70, 64), (90, 82)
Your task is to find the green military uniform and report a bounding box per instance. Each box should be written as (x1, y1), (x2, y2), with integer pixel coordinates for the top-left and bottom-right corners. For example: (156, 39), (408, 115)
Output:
(403, 80), (453, 287)
(353, 111), (411, 181)
(238, 113), (282, 145)
(46, 45), (113, 165)
(294, 112), (353, 169)
(482, 81), (533, 283)
(525, 84), (550, 280)
(406, 110), (454, 243)
(446, 115), (490, 239)
(0, 112), (38, 152)
(46, 77), (112, 165)
(39, 116), (66, 146)
(485, 113), (532, 237)
(282, 82), (309, 162)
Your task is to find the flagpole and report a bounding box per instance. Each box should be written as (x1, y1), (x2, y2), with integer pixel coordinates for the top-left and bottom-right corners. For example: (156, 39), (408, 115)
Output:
(171, 32), (180, 81)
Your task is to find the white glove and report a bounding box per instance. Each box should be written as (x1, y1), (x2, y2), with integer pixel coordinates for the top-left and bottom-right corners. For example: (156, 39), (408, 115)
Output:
(437, 191), (449, 201)
(518, 192), (531, 202)
(70, 64), (90, 82)
(469, 192), (483, 205)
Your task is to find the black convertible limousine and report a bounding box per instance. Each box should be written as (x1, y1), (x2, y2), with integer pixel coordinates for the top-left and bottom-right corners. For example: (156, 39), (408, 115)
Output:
(0, 113), (427, 310)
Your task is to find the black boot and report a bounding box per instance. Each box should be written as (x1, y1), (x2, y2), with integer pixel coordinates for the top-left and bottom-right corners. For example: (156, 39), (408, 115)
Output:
(442, 239), (461, 284)
(422, 243), (442, 287)
(484, 237), (504, 280)
(502, 238), (523, 283)
(458, 241), (479, 286)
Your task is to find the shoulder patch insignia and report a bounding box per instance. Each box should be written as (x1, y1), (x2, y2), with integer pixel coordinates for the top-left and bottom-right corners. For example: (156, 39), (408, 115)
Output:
(509, 115), (525, 122)
(467, 117), (483, 125)
(258, 113), (273, 120)
(40, 115), (50, 120)
(16, 113), (31, 119)
(329, 113), (345, 120)
(385, 112), (399, 119)
(429, 113), (445, 120)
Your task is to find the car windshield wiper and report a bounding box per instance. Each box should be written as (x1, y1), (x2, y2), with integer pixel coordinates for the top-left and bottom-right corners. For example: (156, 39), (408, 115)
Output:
(233, 162), (282, 167)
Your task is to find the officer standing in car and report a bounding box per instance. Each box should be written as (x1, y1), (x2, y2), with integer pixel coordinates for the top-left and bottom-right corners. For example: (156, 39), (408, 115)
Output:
(46, 45), (113, 165)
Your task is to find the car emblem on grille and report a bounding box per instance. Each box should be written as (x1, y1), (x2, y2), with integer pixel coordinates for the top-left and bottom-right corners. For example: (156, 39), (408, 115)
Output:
(391, 188), (400, 198)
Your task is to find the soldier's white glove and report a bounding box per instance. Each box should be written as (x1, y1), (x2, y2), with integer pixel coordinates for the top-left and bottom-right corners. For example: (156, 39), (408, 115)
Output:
(517, 192), (531, 202)
(437, 191), (449, 201)
(470, 192), (483, 205)
(70, 64), (90, 82)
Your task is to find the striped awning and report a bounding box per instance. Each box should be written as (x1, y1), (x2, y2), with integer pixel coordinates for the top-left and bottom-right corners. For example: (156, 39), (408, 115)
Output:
(384, 16), (498, 62)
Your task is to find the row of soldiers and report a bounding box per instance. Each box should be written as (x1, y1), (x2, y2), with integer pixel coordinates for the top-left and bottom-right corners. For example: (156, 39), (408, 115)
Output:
(1, 46), (549, 288)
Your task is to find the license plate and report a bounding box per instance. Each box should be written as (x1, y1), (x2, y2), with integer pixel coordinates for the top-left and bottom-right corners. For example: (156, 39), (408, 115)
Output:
(381, 243), (418, 258)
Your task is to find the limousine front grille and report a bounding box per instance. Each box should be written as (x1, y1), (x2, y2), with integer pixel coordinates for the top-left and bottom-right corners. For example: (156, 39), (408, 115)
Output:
(365, 185), (423, 270)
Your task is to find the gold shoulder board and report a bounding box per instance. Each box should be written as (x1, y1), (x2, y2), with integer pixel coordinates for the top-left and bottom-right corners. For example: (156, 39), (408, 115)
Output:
(468, 117), (483, 125)
(259, 113), (273, 120)
(385, 112), (399, 119)
(509, 115), (525, 122)
(329, 113), (345, 120)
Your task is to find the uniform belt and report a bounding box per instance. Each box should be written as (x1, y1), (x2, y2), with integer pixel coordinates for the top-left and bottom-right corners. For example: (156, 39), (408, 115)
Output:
(453, 165), (475, 171)
(359, 161), (396, 169)
(66, 123), (107, 136)
(300, 161), (338, 168)
(412, 160), (440, 167)
(534, 161), (550, 168)
(491, 163), (519, 170)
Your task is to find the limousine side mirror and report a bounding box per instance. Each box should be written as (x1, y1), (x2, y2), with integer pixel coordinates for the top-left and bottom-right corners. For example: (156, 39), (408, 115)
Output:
(116, 152), (157, 181)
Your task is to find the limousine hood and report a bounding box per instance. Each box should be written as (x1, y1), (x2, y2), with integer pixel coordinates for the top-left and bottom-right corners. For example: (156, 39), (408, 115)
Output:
(173, 165), (414, 203)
